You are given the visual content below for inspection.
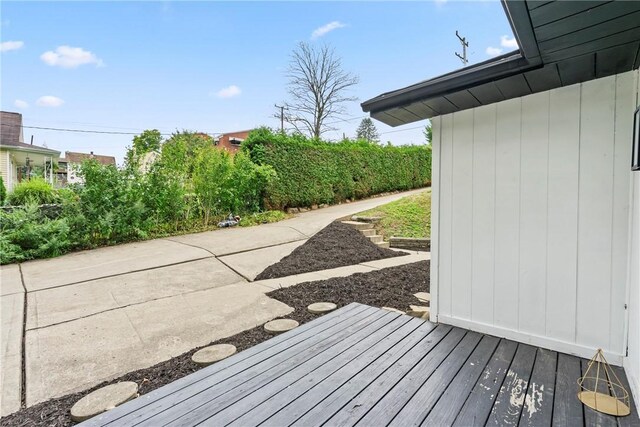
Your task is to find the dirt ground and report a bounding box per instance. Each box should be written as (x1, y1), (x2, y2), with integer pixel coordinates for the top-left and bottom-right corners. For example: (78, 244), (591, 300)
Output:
(0, 219), (426, 427)
(255, 221), (407, 280)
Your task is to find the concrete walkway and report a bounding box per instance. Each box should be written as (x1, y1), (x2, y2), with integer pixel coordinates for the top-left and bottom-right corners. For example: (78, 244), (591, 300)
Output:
(0, 188), (427, 415)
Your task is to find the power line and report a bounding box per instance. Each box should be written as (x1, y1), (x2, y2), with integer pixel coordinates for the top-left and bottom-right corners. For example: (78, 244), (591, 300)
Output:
(379, 125), (425, 135)
(0, 123), (226, 137)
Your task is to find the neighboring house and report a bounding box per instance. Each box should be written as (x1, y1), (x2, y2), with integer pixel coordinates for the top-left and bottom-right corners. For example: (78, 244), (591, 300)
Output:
(59, 151), (117, 185)
(0, 111), (60, 192)
(362, 0), (640, 410)
(215, 130), (251, 153)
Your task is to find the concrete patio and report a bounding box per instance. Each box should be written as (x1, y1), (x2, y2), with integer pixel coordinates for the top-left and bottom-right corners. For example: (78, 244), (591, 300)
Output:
(0, 188), (428, 416)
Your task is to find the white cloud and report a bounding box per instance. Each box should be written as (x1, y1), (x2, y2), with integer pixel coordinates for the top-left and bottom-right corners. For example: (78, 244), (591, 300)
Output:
(1, 41), (24, 52)
(500, 35), (518, 49)
(486, 46), (503, 56)
(40, 45), (103, 68)
(14, 99), (28, 109)
(311, 21), (346, 40)
(36, 96), (64, 107)
(216, 85), (241, 98)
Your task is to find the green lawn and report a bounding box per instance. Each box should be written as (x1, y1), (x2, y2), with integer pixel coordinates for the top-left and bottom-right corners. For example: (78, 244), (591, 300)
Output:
(357, 189), (431, 240)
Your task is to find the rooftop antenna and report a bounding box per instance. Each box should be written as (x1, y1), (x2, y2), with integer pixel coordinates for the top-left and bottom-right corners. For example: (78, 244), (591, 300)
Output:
(455, 30), (469, 66)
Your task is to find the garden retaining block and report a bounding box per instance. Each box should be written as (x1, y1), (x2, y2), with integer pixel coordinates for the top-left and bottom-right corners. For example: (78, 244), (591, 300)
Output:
(389, 237), (430, 252)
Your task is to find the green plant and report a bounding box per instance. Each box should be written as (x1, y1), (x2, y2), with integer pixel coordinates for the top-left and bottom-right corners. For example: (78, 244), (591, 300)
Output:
(357, 190), (431, 239)
(7, 178), (60, 205)
(0, 203), (71, 264)
(0, 176), (6, 204)
(243, 127), (431, 209)
(239, 210), (287, 227)
(125, 129), (164, 169)
(192, 145), (233, 225)
(74, 160), (150, 245)
(356, 118), (380, 143)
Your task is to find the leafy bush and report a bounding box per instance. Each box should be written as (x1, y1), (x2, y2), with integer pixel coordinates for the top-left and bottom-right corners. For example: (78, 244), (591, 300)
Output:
(7, 178), (60, 205)
(0, 176), (6, 204)
(191, 146), (275, 225)
(74, 160), (150, 246)
(0, 204), (71, 264)
(243, 128), (431, 209)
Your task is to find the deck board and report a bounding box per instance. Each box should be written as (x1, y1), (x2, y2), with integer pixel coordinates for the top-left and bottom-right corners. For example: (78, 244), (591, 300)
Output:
(204, 314), (414, 425)
(422, 335), (500, 426)
(293, 324), (453, 426)
(484, 343), (537, 426)
(519, 348), (557, 426)
(261, 320), (437, 427)
(85, 302), (371, 426)
(78, 304), (640, 427)
(453, 339), (519, 426)
(147, 309), (396, 426)
(552, 353), (584, 426)
(352, 328), (467, 426)
(388, 331), (485, 426)
(231, 317), (429, 426)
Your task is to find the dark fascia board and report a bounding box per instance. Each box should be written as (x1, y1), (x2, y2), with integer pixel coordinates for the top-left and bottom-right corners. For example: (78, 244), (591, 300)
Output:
(361, 52), (540, 113)
(361, 0), (542, 115)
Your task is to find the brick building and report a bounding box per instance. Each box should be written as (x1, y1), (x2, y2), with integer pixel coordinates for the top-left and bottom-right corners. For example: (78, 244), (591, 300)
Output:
(215, 130), (252, 153)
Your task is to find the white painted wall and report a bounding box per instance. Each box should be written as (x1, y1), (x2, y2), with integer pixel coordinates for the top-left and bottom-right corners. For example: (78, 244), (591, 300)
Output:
(623, 70), (640, 412)
(431, 70), (639, 364)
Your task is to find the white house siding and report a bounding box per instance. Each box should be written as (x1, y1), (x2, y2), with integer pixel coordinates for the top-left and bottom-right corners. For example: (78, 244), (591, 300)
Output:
(624, 70), (640, 411)
(431, 70), (639, 364)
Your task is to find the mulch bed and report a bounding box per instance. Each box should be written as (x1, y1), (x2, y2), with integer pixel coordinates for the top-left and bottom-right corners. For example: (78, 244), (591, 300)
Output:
(1, 260), (428, 427)
(255, 221), (407, 280)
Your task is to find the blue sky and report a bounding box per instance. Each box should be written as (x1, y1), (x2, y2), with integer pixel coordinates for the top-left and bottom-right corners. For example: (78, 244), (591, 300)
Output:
(1, 1), (515, 163)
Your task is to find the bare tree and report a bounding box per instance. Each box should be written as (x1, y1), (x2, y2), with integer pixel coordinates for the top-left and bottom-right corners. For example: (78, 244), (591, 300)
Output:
(282, 42), (359, 138)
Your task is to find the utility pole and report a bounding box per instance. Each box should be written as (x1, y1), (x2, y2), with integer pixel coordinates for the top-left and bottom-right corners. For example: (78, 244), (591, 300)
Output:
(274, 104), (286, 133)
(455, 30), (469, 66)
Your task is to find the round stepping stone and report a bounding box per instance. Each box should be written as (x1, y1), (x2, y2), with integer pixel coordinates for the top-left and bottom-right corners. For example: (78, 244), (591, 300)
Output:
(307, 302), (337, 314)
(192, 344), (236, 366)
(264, 318), (299, 334)
(70, 382), (138, 422)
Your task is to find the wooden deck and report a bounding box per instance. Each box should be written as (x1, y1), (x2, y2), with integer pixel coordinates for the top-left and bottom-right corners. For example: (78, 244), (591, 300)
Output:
(83, 303), (639, 426)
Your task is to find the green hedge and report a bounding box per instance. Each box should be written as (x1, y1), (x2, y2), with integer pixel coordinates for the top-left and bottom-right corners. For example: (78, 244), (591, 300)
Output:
(243, 128), (431, 209)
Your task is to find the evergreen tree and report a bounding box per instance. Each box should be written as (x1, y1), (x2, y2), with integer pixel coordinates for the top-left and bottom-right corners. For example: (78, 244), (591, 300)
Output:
(356, 118), (380, 143)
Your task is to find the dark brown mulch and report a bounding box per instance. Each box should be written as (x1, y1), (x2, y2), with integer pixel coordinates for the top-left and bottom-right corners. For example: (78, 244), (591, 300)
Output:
(0, 261), (428, 427)
(255, 221), (407, 280)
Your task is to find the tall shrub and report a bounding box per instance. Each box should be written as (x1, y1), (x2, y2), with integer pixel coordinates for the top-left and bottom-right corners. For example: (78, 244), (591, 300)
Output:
(74, 160), (149, 245)
(192, 146), (233, 225)
(243, 128), (431, 209)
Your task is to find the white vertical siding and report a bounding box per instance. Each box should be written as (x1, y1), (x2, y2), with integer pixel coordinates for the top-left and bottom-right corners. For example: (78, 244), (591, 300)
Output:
(438, 114), (454, 317)
(432, 70), (638, 362)
(450, 110), (473, 319)
(491, 98), (521, 329)
(546, 85), (580, 344)
(623, 70), (640, 411)
(519, 92), (550, 337)
(471, 105), (496, 325)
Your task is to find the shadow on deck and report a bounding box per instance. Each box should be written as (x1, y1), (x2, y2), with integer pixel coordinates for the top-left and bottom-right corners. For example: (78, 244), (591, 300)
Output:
(81, 303), (639, 426)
